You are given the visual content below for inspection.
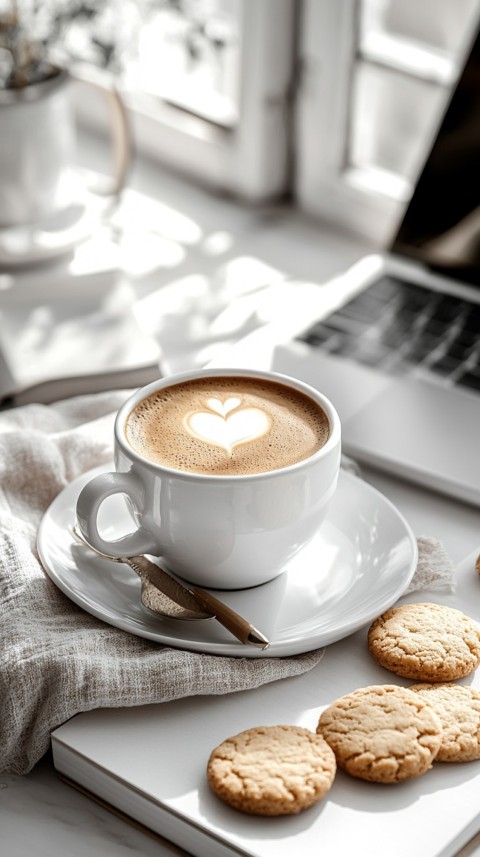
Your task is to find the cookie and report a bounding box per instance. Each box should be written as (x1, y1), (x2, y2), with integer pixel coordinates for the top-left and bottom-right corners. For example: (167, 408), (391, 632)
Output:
(316, 684), (442, 783)
(368, 602), (480, 681)
(410, 683), (480, 762)
(207, 724), (336, 815)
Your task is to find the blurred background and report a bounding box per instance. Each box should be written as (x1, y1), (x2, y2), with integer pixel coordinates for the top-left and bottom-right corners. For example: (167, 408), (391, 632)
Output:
(0, 0), (479, 398)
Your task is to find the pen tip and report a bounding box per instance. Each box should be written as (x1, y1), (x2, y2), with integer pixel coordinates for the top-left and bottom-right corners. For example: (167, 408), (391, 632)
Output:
(247, 628), (270, 650)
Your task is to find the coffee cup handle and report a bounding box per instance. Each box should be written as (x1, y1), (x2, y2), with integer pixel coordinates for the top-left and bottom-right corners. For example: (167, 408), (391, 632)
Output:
(69, 63), (131, 205)
(76, 471), (158, 558)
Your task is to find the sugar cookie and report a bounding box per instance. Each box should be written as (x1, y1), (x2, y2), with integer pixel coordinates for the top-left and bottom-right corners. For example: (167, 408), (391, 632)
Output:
(368, 602), (480, 681)
(207, 724), (336, 815)
(316, 684), (442, 783)
(410, 683), (480, 762)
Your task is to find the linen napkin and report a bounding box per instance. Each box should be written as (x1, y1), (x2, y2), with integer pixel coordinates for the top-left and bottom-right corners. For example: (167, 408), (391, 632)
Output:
(0, 392), (455, 775)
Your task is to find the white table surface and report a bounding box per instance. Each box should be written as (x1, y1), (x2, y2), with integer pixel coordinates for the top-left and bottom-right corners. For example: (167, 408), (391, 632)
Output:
(1, 138), (479, 857)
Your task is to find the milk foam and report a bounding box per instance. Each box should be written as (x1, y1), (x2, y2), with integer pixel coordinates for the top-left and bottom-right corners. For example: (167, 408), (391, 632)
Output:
(185, 398), (271, 454)
(125, 377), (330, 475)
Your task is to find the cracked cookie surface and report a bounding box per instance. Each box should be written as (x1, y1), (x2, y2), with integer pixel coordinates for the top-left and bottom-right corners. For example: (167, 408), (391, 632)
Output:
(207, 724), (336, 815)
(368, 602), (480, 681)
(410, 683), (480, 762)
(316, 684), (442, 783)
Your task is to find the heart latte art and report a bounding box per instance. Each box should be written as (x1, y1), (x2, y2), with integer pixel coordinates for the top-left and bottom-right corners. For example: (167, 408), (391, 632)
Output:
(125, 376), (330, 475)
(185, 398), (271, 454)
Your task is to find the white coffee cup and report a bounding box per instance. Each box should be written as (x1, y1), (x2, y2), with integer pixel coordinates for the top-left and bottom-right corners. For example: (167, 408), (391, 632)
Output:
(76, 368), (341, 590)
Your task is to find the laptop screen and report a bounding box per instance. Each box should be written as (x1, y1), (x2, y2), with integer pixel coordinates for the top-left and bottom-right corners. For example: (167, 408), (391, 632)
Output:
(391, 26), (480, 288)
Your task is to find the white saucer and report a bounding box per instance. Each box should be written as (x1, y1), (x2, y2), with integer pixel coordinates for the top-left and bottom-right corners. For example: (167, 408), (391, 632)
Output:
(37, 467), (417, 658)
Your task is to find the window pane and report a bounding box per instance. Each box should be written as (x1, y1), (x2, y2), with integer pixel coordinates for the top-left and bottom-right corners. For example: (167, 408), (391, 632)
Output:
(125, 0), (242, 127)
(349, 61), (446, 183)
(33, 0), (243, 128)
(361, 0), (480, 55)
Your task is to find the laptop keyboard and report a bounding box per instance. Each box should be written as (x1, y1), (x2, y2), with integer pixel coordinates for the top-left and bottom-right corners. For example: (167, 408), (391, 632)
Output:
(298, 275), (480, 393)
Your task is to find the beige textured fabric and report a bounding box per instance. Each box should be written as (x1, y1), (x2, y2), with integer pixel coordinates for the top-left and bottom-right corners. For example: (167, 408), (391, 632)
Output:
(0, 391), (324, 776)
(406, 535), (456, 593)
(0, 392), (455, 775)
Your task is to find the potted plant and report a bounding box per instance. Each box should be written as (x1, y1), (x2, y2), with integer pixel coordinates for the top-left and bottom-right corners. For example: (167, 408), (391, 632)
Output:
(0, 1), (133, 231)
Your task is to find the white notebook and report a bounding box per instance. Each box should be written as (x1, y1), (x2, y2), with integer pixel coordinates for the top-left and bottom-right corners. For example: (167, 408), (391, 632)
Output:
(51, 549), (480, 857)
(0, 265), (161, 407)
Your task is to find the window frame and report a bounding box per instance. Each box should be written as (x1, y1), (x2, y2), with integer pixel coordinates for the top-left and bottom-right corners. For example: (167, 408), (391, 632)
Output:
(76, 0), (297, 203)
(293, 0), (476, 246)
(76, 0), (479, 243)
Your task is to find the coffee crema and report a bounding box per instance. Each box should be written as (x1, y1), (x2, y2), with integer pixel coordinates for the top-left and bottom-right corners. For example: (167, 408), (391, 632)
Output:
(125, 376), (330, 475)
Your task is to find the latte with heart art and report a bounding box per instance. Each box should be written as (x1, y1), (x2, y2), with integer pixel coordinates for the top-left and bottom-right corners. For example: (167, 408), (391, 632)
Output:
(125, 376), (330, 475)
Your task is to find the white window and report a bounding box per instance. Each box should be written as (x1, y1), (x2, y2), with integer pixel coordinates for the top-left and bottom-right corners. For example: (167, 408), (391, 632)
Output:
(76, 0), (296, 203)
(294, 0), (480, 244)
(72, 0), (479, 241)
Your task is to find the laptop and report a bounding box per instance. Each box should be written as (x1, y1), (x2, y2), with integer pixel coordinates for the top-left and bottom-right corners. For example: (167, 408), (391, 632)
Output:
(273, 25), (480, 507)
